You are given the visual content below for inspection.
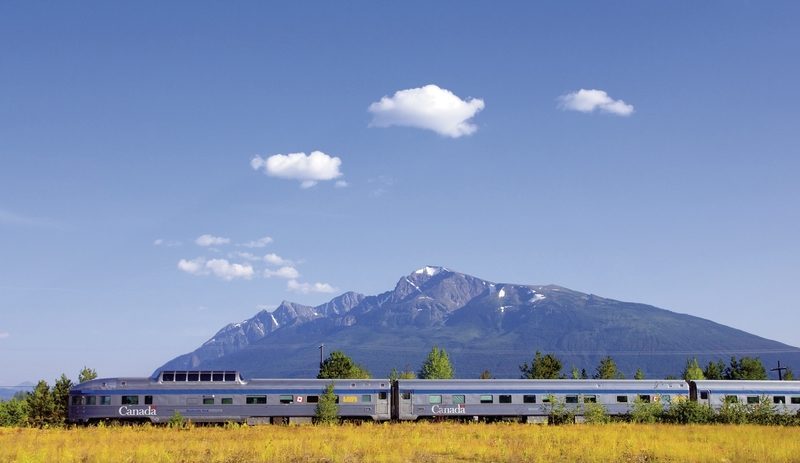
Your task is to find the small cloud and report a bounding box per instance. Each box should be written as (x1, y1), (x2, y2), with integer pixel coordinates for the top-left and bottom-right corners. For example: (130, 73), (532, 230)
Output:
(251, 151), (343, 188)
(241, 236), (273, 248)
(368, 84), (485, 138)
(557, 89), (634, 116)
(335, 180), (349, 188)
(230, 251), (261, 262)
(195, 234), (231, 247)
(206, 259), (254, 281)
(264, 266), (301, 279)
(0, 331), (9, 339)
(154, 239), (182, 247)
(178, 257), (254, 281)
(287, 279), (337, 294)
(264, 253), (292, 266)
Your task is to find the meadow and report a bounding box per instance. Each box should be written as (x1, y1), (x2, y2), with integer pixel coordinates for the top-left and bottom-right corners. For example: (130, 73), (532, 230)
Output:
(1, 422), (800, 463)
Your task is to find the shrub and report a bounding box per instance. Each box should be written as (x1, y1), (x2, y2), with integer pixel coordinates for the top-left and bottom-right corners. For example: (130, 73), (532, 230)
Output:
(663, 399), (713, 424)
(630, 397), (662, 424)
(582, 402), (610, 424)
(315, 383), (339, 425)
(546, 395), (574, 425)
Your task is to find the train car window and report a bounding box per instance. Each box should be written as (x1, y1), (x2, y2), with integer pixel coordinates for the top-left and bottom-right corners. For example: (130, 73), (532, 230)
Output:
(121, 396), (139, 405)
(791, 397), (800, 405)
(144, 396), (153, 405)
(452, 395), (465, 404)
(203, 398), (215, 405)
(342, 395), (358, 403)
(746, 396), (759, 404)
(523, 395), (536, 404)
(246, 396), (267, 404)
(724, 395), (738, 404)
(221, 398), (233, 405)
(100, 396), (111, 405)
(306, 396), (319, 403)
(225, 372), (236, 382)
(616, 396), (628, 403)
(379, 392), (388, 400)
(279, 395), (294, 404)
(175, 372), (187, 382)
(774, 396), (786, 404)
(499, 395), (512, 404)
(200, 372), (211, 381)
(86, 396), (96, 405)
(335, 395), (340, 404)
(401, 393), (411, 400)
(71, 396), (83, 405)
(428, 395), (442, 404)
(542, 396), (551, 403)
(361, 395), (372, 403)
(188, 372), (199, 381)
(162, 372), (174, 382)
(565, 395), (578, 404)
(637, 395), (651, 403)
(213, 372), (224, 381)
(584, 395), (597, 403)
(480, 395), (493, 404)
(700, 391), (708, 400)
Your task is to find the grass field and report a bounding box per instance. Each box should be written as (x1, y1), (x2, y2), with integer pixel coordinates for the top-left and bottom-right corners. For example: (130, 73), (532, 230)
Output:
(1, 422), (799, 463)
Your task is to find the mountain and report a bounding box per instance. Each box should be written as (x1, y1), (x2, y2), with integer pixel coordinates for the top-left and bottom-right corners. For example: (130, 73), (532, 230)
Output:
(157, 266), (800, 379)
(0, 382), (34, 401)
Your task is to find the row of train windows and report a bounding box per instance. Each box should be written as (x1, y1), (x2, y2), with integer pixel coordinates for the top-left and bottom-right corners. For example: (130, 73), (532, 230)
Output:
(161, 371), (237, 382)
(245, 394), (379, 404)
(73, 394), (384, 406)
(724, 395), (800, 405)
(424, 394), (654, 404)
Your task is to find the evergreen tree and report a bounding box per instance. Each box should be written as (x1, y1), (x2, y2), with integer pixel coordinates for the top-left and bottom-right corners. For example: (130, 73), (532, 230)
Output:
(315, 383), (339, 425)
(593, 356), (624, 379)
(479, 370), (492, 379)
(682, 358), (706, 381)
(570, 366), (580, 379)
(317, 351), (371, 379)
(51, 374), (73, 426)
(78, 367), (98, 384)
(0, 398), (29, 427)
(724, 356), (767, 380)
(580, 368), (589, 379)
(634, 368), (645, 380)
(519, 351), (563, 379)
(27, 380), (55, 428)
(784, 368), (794, 381)
(418, 346), (454, 379)
(703, 360), (725, 380)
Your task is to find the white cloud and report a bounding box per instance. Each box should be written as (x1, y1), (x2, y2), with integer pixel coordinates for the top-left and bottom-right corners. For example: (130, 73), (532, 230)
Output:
(264, 253), (292, 266)
(241, 236), (273, 248)
(335, 180), (349, 188)
(0, 331), (9, 339)
(287, 279), (337, 294)
(368, 84), (485, 138)
(178, 257), (207, 275)
(206, 259), (254, 281)
(230, 251), (261, 262)
(195, 234), (231, 247)
(557, 89), (634, 116)
(178, 257), (254, 281)
(264, 266), (301, 279)
(154, 239), (182, 247)
(251, 151), (343, 188)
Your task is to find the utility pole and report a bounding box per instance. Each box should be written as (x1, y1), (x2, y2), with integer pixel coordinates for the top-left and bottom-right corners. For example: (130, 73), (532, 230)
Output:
(319, 343), (325, 369)
(771, 360), (788, 380)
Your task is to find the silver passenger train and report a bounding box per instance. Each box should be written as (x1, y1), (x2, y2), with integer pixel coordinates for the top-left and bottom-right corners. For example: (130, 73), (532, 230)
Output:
(68, 370), (800, 424)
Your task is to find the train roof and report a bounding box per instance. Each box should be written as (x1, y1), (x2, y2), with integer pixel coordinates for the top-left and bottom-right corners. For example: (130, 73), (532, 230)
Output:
(396, 379), (689, 391)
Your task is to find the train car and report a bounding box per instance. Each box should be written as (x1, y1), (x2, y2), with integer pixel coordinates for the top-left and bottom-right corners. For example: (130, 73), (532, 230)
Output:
(395, 379), (689, 422)
(690, 380), (800, 412)
(68, 371), (392, 424)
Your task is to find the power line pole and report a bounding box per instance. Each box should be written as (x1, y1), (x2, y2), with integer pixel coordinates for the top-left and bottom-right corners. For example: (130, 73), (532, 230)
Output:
(319, 343), (325, 369)
(771, 360), (787, 380)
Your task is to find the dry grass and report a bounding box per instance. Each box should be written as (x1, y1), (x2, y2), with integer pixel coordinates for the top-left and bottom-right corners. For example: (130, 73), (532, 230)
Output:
(2, 422), (800, 463)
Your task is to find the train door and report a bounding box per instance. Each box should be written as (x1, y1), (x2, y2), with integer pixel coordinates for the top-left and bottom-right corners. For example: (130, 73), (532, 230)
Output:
(399, 390), (413, 419)
(377, 390), (389, 417)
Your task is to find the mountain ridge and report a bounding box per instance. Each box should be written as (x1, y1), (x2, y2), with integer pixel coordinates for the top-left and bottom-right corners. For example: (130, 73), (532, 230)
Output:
(158, 266), (800, 379)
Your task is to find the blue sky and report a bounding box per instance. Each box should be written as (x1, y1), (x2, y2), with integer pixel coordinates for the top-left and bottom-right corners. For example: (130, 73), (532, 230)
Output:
(1, 1), (799, 385)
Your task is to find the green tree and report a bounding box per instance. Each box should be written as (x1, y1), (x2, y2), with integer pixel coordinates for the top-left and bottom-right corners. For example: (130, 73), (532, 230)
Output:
(724, 356), (767, 380)
(519, 351), (563, 379)
(570, 366), (580, 379)
(26, 380), (55, 428)
(479, 370), (492, 379)
(634, 368), (645, 380)
(593, 356), (624, 379)
(317, 351), (371, 379)
(783, 367), (794, 381)
(681, 358), (705, 381)
(389, 367), (416, 381)
(0, 398), (29, 427)
(315, 383), (339, 425)
(703, 360), (725, 380)
(51, 374), (73, 426)
(78, 367), (98, 384)
(418, 346), (454, 379)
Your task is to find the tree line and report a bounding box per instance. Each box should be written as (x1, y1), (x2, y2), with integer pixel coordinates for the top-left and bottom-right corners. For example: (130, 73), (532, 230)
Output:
(0, 367), (96, 427)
